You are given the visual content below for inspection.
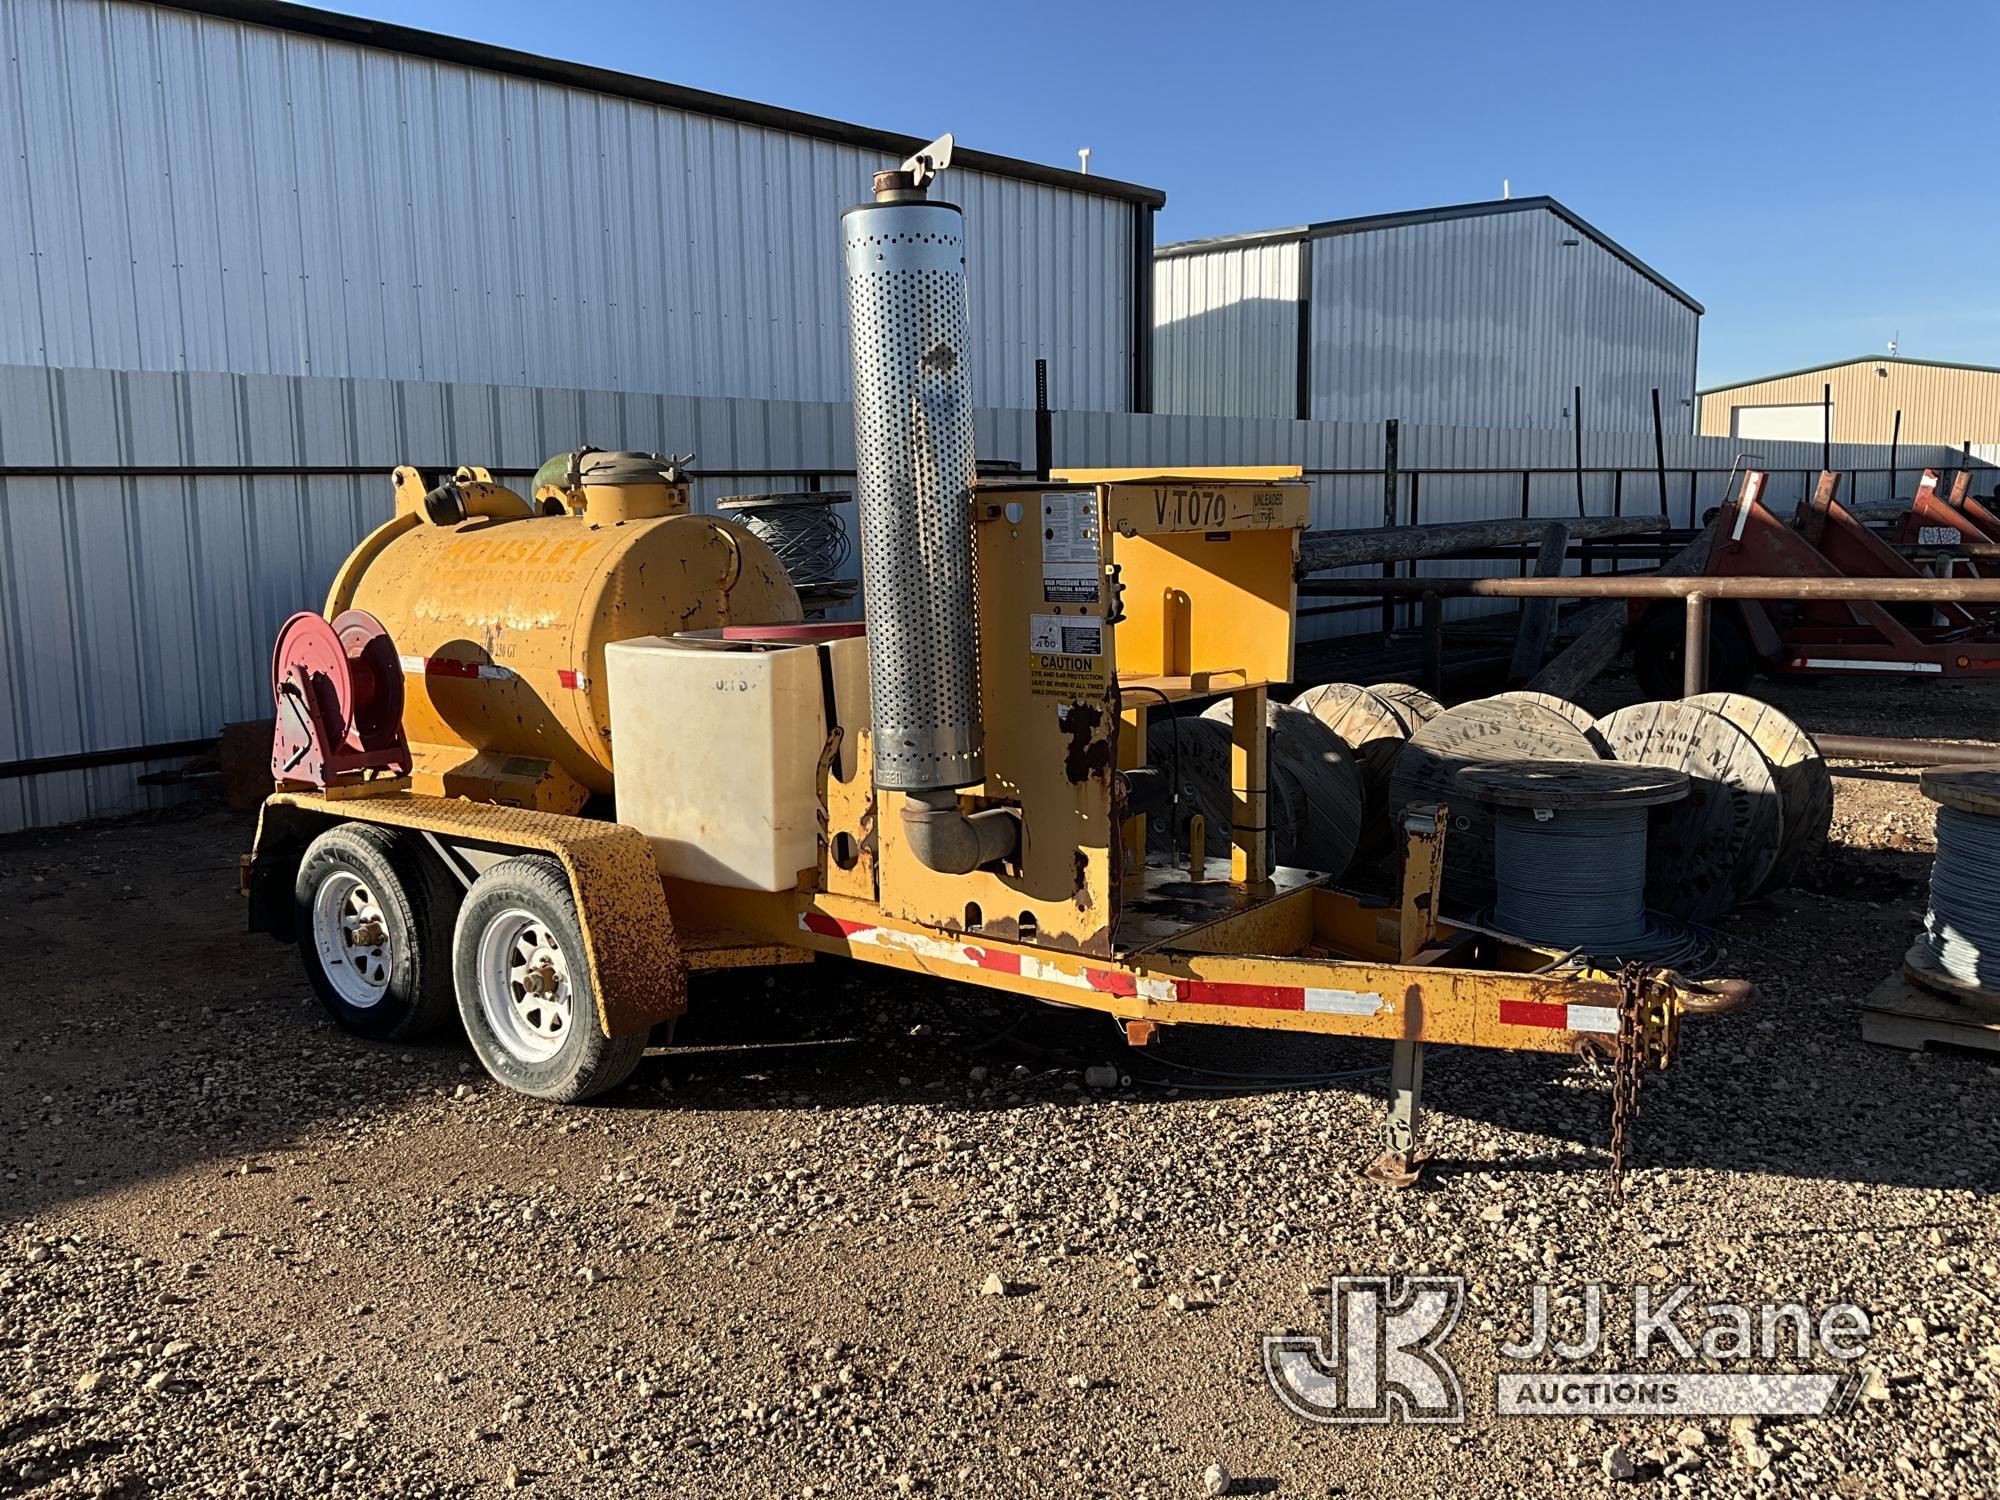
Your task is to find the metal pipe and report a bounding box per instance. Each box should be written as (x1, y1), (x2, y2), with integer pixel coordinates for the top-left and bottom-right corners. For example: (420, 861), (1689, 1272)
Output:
(1033, 358), (1052, 481)
(899, 790), (1021, 873)
(1572, 385), (1586, 518)
(1814, 734), (2000, 767)
(1652, 387), (1668, 515)
(1683, 592), (1710, 697)
(1380, 419), (1400, 642)
(1296, 574), (2000, 602)
(1421, 592), (1445, 694)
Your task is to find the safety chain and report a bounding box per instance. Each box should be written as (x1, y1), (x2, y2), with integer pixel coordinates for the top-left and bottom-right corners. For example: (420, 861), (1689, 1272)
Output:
(1608, 962), (1649, 1204)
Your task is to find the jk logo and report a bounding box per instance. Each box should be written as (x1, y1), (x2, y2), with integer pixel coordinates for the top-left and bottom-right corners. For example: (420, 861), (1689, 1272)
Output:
(1262, 1275), (1465, 1425)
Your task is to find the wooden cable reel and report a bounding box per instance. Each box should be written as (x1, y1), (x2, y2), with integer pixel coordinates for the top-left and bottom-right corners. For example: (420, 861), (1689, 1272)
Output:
(1595, 700), (1783, 922)
(1147, 716), (1295, 874)
(1197, 701), (1362, 877)
(1489, 690), (1608, 753)
(1386, 696), (1608, 909)
(1290, 683), (1409, 860)
(1371, 682), (1443, 729)
(1685, 692), (1832, 896)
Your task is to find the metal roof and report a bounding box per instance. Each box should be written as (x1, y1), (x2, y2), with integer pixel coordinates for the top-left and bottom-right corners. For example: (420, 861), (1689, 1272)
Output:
(1155, 196), (1702, 315)
(1698, 353), (2000, 395)
(149, 0), (1167, 209)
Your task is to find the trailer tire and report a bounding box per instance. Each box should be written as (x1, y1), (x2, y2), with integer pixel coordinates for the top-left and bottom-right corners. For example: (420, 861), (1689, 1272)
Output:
(1632, 603), (1756, 699)
(453, 856), (646, 1103)
(294, 823), (456, 1042)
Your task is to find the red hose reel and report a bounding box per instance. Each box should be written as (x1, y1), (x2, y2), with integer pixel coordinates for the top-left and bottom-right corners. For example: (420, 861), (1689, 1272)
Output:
(270, 609), (411, 787)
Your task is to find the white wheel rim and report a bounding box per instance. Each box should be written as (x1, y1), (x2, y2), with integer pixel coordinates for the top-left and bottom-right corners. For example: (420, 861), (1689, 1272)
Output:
(476, 907), (575, 1064)
(311, 871), (393, 1009)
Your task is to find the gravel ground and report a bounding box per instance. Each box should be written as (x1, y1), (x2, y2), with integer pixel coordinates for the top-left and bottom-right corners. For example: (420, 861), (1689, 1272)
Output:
(3, 673), (1997, 1499)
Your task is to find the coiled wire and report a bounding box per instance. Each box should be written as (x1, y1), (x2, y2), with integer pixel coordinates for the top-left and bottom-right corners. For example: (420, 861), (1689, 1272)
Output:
(715, 492), (853, 586)
(1486, 804), (1710, 970)
(1917, 806), (2000, 990)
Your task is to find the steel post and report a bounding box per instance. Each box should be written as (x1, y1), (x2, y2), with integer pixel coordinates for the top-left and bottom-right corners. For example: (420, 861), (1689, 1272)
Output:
(1683, 591), (1710, 697)
(1421, 591), (1445, 694)
(1367, 1039), (1427, 1188)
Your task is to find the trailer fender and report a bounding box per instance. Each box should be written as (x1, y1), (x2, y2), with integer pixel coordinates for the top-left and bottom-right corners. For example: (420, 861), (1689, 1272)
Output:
(247, 792), (684, 1039)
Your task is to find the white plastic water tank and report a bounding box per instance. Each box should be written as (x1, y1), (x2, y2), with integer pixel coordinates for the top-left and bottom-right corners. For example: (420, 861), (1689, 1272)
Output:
(605, 632), (858, 891)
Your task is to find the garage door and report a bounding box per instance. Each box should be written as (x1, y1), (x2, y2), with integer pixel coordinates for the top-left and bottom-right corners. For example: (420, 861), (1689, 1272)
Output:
(1731, 403), (1832, 443)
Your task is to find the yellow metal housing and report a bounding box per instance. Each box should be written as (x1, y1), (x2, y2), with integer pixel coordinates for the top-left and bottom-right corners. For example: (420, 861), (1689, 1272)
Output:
(326, 472), (801, 809)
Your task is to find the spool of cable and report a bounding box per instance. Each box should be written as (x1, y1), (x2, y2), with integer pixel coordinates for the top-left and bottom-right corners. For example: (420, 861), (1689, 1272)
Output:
(715, 492), (854, 588)
(1685, 692), (1831, 896)
(1456, 760), (1699, 965)
(1489, 691), (1609, 753)
(1204, 699), (1364, 877)
(1372, 682), (1444, 729)
(1595, 699), (1784, 922)
(1387, 696), (1607, 909)
(1144, 716), (1293, 875)
(1907, 766), (2000, 1000)
(1291, 682), (1408, 861)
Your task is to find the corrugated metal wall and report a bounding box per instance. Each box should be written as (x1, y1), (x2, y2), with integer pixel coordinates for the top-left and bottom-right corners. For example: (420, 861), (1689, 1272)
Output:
(1152, 241), (1300, 418)
(1154, 209), (1700, 432)
(1698, 361), (2000, 447)
(4, 360), (1981, 833)
(0, 0), (1134, 412)
(1306, 209), (1698, 430)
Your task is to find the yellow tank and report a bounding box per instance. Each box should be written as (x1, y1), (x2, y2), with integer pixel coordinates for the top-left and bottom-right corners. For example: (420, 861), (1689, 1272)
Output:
(325, 463), (802, 810)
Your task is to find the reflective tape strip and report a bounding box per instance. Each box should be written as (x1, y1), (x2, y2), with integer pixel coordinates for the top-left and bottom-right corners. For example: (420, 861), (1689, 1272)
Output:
(398, 655), (588, 688)
(1500, 999), (1619, 1035)
(1788, 658), (1942, 674)
(796, 914), (1376, 1015)
(399, 654), (517, 682)
(1303, 987), (1387, 1017)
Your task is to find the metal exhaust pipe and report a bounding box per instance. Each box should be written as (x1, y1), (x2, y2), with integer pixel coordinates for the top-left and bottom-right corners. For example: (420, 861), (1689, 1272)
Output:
(842, 136), (984, 794)
(843, 135), (1019, 871)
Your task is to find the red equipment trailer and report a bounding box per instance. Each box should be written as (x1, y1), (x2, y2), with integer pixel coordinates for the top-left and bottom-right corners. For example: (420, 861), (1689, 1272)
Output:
(1629, 469), (2000, 696)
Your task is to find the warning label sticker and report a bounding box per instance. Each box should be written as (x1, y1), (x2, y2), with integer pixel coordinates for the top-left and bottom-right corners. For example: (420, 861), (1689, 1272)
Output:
(1041, 491), (1101, 603)
(1028, 612), (1108, 698)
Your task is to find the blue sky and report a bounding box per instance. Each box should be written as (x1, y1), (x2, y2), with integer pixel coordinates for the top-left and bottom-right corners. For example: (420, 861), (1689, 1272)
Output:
(340, 0), (1997, 387)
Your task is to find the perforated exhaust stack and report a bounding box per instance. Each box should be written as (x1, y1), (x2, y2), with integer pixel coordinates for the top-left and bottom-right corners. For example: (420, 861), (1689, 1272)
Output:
(841, 142), (984, 794)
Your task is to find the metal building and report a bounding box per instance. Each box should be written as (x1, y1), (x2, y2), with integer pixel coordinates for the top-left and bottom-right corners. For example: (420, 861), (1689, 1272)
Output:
(1699, 356), (2000, 450)
(1153, 198), (1702, 431)
(0, 0), (1162, 413)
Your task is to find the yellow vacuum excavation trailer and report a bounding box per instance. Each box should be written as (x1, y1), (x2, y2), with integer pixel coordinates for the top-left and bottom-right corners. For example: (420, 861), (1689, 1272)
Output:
(244, 136), (1747, 1179)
